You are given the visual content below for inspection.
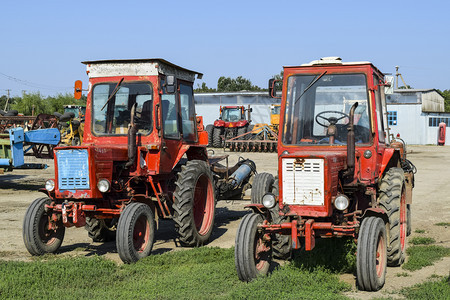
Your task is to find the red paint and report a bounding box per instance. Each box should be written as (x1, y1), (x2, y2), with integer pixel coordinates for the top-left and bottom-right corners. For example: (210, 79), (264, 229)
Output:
(438, 122), (446, 145)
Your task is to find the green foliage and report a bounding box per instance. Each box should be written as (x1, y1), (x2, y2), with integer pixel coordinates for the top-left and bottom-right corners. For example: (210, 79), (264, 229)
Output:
(9, 92), (86, 115)
(0, 247), (351, 299)
(401, 275), (449, 300)
(414, 229), (425, 233)
(194, 82), (217, 93)
(434, 222), (450, 226)
(398, 85), (413, 89)
(395, 272), (411, 277)
(402, 245), (450, 271)
(437, 90), (450, 112)
(410, 237), (435, 245)
(217, 76), (262, 92)
(292, 237), (357, 274)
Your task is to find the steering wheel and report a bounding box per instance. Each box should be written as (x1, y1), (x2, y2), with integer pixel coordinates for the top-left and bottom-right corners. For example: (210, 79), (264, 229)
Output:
(315, 111), (349, 127)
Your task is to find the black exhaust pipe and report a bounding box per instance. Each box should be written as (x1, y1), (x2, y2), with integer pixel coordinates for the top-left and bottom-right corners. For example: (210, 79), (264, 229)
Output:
(344, 102), (358, 179)
(125, 104), (137, 169)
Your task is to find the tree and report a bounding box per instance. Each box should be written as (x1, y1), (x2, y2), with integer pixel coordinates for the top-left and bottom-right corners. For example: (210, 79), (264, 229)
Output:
(12, 92), (46, 115)
(217, 76), (262, 92)
(194, 82), (217, 93)
(437, 89), (450, 112)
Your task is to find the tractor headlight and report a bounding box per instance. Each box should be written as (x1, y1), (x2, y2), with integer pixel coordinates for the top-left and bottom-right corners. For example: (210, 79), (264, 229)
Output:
(334, 194), (350, 211)
(97, 179), (110, 193)
(262, 193), (277, 209)
(45, 179), (55, 192)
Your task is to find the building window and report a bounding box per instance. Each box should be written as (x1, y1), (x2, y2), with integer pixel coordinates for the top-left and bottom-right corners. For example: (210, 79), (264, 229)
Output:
(429, 117), (450, 127)
(387, 111), (397, 126)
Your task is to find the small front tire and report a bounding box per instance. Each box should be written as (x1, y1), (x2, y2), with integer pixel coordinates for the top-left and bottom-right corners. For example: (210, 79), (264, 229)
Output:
(116, 203), (155, 263)
(357, 216), (387, 291)
(23, 197), (65, 256)
(235, 213), (272, 282)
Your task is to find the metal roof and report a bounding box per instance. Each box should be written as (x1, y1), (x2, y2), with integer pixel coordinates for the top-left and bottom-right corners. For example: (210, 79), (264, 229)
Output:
(81, 58), (203, 79)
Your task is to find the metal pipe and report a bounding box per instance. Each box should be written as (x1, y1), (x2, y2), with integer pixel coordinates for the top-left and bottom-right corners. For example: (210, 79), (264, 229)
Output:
(344, 102), (358, 179)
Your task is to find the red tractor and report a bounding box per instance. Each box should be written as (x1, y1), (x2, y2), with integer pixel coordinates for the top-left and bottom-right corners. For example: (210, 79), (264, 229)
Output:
(206, 105), (252, 147)
(235, 57), (416, 291)
(22, 59), (256, 263)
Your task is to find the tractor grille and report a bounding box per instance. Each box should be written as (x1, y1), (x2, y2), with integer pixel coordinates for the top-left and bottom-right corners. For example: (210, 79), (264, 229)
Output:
(56, 149), (90, 190)
(282, 158), (324, 206)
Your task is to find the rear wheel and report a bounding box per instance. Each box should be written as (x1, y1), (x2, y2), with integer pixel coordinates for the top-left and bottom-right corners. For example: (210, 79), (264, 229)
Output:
(251, 173), (274, 204)
(379, 167), (407, 266)
(269, 179), (292, 259)
(212, 127), (223, 148)
(235, 213), (272, 281)
(205, 124), (214, 146)
(357, 216), (387, 291)
(23, 197), (65, 255)
(85, 217), (117, 242)
(173, 160), (216, 246)
(116, 202), (155, 263)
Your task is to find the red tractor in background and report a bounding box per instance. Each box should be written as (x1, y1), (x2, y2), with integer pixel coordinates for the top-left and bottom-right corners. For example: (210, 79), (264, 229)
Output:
(206, 105), (252, 147)
(22, 59), (256, 263)
(235, 57), (416, 291)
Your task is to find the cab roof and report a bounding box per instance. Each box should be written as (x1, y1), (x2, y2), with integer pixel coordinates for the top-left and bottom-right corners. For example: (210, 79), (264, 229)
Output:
(82, 58), (203, 81)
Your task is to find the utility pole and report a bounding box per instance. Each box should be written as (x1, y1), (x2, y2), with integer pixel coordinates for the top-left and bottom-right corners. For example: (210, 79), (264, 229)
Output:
(395, 66), (408, 89)
(4, 89), (11, 111)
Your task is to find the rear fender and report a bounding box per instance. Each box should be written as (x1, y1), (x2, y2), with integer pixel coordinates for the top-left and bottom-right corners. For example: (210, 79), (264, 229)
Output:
(362, 208), (388, 225)
(244, 204), (271, 219)
(379, 149), (400, 177)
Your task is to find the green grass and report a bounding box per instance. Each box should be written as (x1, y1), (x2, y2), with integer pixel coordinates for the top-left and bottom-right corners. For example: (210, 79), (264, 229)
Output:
(434, 222), (450, 226)
(395, 272), (411, 277)
(401, 275), (450, 300)
(402, 245), (450, 271)
(414, 229), (425, 234)
(409, 237), (435, 245)
(0, 247), (351, 300)
(292, 237), (357, 274)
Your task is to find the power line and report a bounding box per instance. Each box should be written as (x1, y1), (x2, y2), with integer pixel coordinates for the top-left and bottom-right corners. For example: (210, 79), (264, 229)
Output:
(0, 71), (72, 91)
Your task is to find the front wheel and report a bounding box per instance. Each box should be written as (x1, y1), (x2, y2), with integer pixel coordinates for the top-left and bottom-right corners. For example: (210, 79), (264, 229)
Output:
(23, 197), (65, 255)
(173, 160), (216, 246)
(235, 213), (272, 282)
(357, 216), (387, 291)
(116, 202), (155, 263)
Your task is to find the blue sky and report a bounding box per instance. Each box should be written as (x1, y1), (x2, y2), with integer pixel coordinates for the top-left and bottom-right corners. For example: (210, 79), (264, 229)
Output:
(1, 0), (449, 97)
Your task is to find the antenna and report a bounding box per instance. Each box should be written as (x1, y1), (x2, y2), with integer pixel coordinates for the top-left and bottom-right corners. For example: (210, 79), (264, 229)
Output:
(395, 66), (409, 89)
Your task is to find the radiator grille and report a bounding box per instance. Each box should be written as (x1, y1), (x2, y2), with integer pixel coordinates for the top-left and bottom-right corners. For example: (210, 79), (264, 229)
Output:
(56, 149), (90, 190)
(282, 158), (324, 205)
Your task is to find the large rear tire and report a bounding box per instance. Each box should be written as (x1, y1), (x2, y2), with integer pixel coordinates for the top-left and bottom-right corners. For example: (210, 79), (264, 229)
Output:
(212, 127), (223, 148)
(357, 217), (387, 291)
(23, 197), (65, 255)
(116, 202), (155, 263)
(379, 167), (407, 266)
(205, 124), (214, 147)
(269, 179), (292, 259)
(251, 173), (274, 204)
(173, 160), (216, 246)
(235, 213), (272, 282)
(85, 217), (116, 242)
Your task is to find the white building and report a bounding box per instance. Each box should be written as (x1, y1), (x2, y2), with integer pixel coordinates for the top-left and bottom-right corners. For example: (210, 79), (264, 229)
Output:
(194, 89), (450, 145)
(386, 89), (449, 145)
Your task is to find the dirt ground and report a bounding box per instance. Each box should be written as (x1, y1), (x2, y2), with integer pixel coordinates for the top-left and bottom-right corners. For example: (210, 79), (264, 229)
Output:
(1, 146), (449, 298)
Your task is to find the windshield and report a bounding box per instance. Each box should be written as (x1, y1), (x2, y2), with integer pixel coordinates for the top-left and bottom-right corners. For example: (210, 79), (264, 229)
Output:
(221, 108), (243, 122)
(283, 73), (370, 145)
(92, 82), (153, 135)
(64, 108), (80, 118)
(271, 105), (281, 115)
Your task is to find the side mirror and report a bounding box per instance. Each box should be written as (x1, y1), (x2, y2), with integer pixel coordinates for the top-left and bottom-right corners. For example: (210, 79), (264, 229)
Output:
(268, 79), (281, 99)
(74, 80), (83, 99)
(166, 75), (176, 94)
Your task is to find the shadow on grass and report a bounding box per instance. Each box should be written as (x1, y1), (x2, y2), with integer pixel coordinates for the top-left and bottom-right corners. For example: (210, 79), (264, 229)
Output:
(291, 237), (356, 274)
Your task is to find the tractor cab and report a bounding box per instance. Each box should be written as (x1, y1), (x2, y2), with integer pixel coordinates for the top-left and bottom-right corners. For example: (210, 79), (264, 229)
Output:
(220, 106), (246, 122)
